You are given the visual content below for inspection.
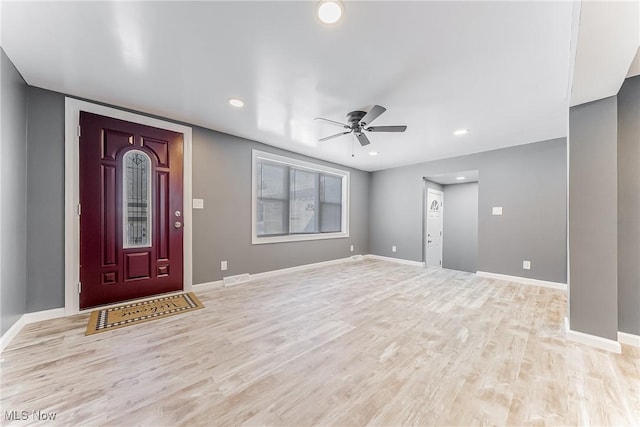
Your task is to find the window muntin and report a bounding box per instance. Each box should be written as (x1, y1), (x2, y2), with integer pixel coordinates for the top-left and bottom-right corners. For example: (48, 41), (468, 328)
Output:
(253, 150), (349, 244)
(123, 150), (152, 248)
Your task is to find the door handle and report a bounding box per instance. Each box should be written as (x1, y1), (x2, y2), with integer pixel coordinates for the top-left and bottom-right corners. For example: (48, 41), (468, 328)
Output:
(174, 221), (182, 229)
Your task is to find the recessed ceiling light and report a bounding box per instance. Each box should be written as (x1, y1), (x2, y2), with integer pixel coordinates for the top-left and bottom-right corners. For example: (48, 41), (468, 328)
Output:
(228, 98), (244, 108)
(456, 176), (465, 180)
(317, 1), (343, 24)
(369, 151), (379, 156)
(453, 129), (469, 136)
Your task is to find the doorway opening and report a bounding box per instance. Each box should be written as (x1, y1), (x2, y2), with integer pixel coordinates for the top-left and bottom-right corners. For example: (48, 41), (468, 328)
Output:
(423, 172), (479, 272)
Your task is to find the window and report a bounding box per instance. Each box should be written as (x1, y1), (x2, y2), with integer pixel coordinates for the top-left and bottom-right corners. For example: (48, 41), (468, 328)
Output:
(123, 150), (152, 248)
(252, 150), (349, 244)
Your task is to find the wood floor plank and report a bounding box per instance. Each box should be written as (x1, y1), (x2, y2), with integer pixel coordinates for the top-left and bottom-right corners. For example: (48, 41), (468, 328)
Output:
(1, 259), (638, 426)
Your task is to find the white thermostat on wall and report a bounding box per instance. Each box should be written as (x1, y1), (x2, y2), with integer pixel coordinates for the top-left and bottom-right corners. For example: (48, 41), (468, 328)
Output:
(492, 207), (503, 215)
(193, 198), (204, 209)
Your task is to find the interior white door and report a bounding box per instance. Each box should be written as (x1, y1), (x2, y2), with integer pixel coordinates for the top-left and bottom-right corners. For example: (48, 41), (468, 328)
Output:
(426, 188), (443, 267)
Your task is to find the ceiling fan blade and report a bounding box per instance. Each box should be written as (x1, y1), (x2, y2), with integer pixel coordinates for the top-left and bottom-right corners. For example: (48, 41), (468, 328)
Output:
(319, 131), (351, 142)
(314, 117), (350, 129)
(359, 105), (387, 126)
(355, 132), (371, 146)
(365, 125), (407, 133)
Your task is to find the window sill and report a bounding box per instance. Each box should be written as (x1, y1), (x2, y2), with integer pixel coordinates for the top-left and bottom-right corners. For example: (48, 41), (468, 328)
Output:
(252, 232), (349, 245)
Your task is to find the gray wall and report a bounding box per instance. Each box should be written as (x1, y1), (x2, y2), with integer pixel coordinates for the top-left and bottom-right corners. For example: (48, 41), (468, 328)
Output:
(1, 49), (28, 334)
(22, 88), (369, 310)
(370, 138), (567, 283)
(191, 127), (369, 283)
(617, 76), (640, 335)
(443, 182), (478, 273)
(569, 96), (618, 340)
(26, 87), (65, 311)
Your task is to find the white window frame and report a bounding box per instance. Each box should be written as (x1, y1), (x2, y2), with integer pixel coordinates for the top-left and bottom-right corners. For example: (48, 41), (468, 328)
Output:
(252, 150), (350, 244)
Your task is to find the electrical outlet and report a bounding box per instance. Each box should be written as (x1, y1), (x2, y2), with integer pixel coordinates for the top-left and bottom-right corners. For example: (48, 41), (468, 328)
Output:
(392, 246), (397, 253)
(523, 260), (531, 270)
(350, 245), (354, 252)
(492, 207), (503, 215)
(221, 261), (228, 271)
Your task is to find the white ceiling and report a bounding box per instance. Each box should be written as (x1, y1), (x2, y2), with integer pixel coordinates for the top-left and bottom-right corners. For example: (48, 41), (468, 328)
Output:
(628, 48), (640, 78)
(0, 1), (635, 172)
(425, 170), (479, 186)
(570, 0), (640, 106)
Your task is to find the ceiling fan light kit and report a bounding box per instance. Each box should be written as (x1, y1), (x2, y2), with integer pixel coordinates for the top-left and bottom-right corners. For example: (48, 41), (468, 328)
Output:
(315, 104), (407, 148)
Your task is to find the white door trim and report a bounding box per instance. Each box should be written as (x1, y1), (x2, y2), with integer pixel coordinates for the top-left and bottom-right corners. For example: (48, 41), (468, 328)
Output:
(425, 187), (444, 267)
(64, 98), (193, 315)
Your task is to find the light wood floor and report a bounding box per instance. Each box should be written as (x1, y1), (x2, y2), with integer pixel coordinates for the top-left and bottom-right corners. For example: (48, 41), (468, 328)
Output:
(1, 259), (638, 426)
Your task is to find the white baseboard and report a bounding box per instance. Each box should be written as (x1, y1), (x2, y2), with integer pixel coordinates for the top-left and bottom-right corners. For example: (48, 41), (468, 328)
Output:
(22, 308), (66, 324)
(192, 257), (359, 291)
(567, 329), (622, 353)
(1, 316), (28, 353)
(223, 273), (251, 287)
(476, 271), (567, 291)
(251, 256), (356, 281)
(365, 254), (425, 267)
(1, 308), (66, 353)
(618, 331), (640, 348)
(193, 255), (421, 290)
(193, 280), (224, 291)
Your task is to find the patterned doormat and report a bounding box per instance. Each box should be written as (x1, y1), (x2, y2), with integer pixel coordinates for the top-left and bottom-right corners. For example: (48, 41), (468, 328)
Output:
(85, 292), (204, 335)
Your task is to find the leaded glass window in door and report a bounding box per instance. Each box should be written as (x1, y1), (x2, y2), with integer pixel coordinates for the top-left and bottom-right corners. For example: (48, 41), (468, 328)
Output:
(123, 150), (152, 248)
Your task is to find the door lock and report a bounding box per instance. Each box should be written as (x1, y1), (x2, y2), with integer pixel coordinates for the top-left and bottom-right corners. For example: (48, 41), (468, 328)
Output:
(175, 210), (181, 217)
(174, 221), (182, 229)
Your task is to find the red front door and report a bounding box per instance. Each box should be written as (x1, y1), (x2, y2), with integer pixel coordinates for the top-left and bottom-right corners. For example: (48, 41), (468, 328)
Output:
(79, 111), (184, 309)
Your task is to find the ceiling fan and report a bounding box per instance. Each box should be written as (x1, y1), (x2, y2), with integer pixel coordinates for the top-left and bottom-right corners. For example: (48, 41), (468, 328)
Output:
(315, 105), (407, 146)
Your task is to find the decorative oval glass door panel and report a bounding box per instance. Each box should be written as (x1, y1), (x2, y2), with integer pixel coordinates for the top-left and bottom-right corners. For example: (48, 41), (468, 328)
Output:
(123, 150), (152, 248)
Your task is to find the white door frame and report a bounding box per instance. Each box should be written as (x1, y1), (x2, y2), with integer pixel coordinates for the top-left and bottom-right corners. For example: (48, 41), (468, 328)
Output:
(424, 187), (444, 267)
(64, 98), (193, 315)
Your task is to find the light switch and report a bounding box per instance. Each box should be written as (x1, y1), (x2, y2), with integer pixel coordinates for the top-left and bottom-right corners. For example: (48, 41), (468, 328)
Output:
(492, 207), (503, 215)
(193, 198), (204, 209)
